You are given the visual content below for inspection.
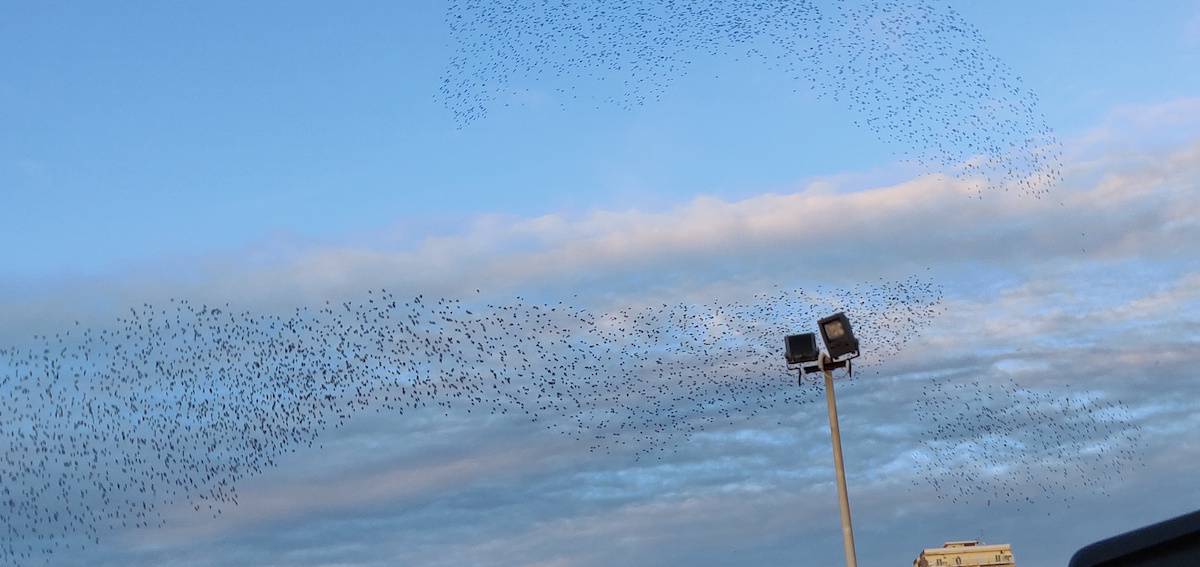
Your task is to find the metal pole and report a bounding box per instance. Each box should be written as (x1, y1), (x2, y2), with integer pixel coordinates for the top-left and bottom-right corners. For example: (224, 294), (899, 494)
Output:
(824, 367), (858, 567)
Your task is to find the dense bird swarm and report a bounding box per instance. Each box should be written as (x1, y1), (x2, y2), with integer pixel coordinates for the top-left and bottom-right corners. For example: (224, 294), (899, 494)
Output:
(436, 0), (1129, 522)
(0, 279), (941, 562)
(913, 377), (1144, 510)
(0, 1), (1116, 563)
(440, 0), (1063, 198)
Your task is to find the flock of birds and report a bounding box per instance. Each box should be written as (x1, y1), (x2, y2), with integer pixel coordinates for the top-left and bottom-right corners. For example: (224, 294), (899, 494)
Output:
(913, 376), (1144, 511)
(434, 0), (1140, 527)
(0, 279), (943, 562)
(0, 0), (1143, 564)
(440, 0), (1063, 198)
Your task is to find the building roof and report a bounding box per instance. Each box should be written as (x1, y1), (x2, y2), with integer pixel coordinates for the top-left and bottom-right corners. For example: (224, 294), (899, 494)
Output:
(921, 542), (1012, 556)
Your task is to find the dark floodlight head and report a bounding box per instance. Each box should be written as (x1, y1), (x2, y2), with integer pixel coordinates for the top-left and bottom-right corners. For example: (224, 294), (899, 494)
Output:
(784, 332), (820, 365)
(819, 312), (859, 361)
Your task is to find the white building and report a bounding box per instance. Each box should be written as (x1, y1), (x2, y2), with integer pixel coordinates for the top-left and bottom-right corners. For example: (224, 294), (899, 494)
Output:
(913, 540), (1016, 567)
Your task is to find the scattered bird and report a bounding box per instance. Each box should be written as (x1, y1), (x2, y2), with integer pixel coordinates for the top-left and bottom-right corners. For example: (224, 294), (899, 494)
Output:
(912, 376), (1144, 510)
(0, 278), (942, 562)
(438, 0), (1064, 199)
(0, 0), (1088, 562)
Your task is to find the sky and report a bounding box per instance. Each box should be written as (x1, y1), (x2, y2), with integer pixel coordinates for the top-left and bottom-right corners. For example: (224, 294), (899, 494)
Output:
(1, 1), (1199, 566)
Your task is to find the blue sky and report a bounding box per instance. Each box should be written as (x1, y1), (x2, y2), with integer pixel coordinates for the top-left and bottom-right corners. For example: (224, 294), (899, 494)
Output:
(2, 2), (1200, 566)
(4, 0), (1198, 278)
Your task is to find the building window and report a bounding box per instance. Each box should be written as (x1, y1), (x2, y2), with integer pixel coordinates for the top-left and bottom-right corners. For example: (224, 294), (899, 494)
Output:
(955, 558), (961, 565)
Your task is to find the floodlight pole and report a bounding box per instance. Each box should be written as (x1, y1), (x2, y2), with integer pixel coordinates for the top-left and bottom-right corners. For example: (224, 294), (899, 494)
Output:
(822, 362), (858, 567)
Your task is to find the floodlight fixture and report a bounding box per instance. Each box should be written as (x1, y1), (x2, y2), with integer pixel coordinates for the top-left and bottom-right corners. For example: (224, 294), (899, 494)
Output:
(784, 333), (820, 365)
(819, 312), (859, 361)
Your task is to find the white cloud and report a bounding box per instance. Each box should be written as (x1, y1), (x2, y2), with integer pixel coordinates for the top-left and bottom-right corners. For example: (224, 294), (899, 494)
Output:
(6, 99), (1200, 567)
(4, 127), (1198, 346)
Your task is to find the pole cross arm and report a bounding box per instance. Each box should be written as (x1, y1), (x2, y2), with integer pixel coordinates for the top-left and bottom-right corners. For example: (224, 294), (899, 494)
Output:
(798, 358), (852, 376)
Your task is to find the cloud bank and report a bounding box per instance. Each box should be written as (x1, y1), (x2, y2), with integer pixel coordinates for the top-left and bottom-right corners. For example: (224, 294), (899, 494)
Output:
(1, 100), (1197, 567)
